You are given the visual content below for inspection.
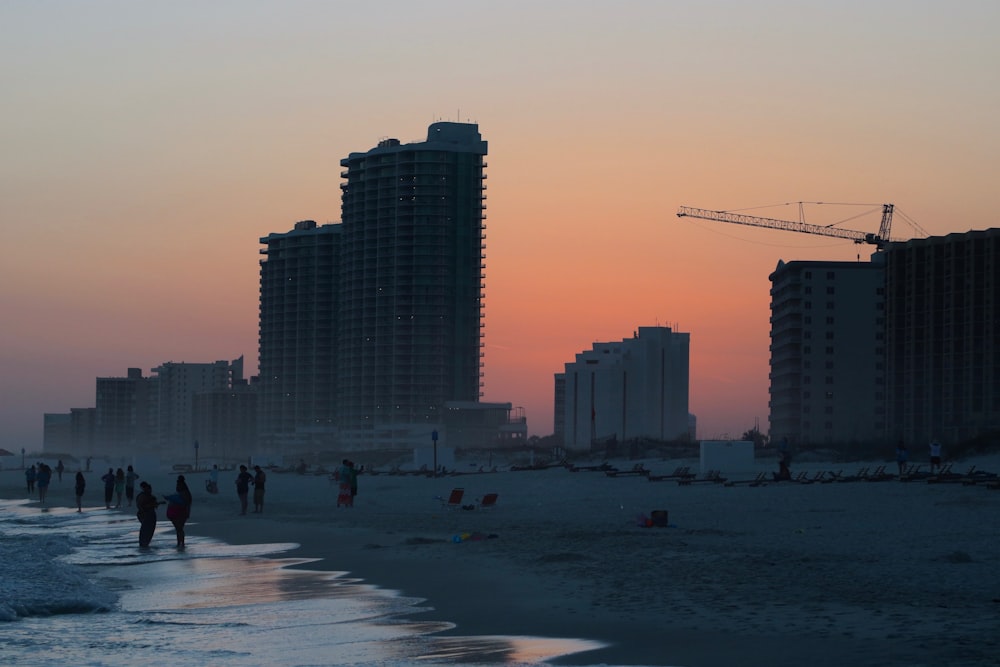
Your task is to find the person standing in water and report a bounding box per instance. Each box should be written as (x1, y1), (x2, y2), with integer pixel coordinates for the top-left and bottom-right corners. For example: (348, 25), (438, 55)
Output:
(36, 463), (52, 504)
(163, 476), (193, 549)
(74, 471), (86, 513)
(125, 465), (140, 507)
(135, 481), (160, 548)
(101, 468), (115, 509)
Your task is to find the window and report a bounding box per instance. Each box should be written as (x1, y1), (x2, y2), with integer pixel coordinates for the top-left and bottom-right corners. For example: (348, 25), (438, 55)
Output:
(825, 331), (834, 339)
(826, 286), (835, 295)
(825, 361), (834, 369)
(825, 346), (834, 354)
(825, 376), (834, 384)
(826, 316), (834, 325)
(826, 271), (835, 279)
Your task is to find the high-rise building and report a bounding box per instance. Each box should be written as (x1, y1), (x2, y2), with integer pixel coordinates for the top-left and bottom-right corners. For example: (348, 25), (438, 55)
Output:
(558, 326), (690, 450)
(768, 258), (886, 448)
(884, 228), (1000, 446)
(337, 122), (488, 448)
(257, 220), (341, 450)
(150, 359), (240, 458)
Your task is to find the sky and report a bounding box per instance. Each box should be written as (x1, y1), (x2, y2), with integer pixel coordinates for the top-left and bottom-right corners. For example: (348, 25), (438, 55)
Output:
(2, 1), (998, 453)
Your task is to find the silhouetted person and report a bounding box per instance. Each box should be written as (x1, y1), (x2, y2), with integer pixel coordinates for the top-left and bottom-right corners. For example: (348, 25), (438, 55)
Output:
(164, 476), (193, 549)
(75, 471), (86, 512)
(895, 441), (908, 476)
(135, 481), (160, 548)
(252, 465), (266, 513)
(929, 440), (943, 474)
(56, 460), (65, 482)
(101, 468), (115, 509)
(125, 465), (140, 507)
(235, 465), (252, 515)
(37, 463), (51, 504)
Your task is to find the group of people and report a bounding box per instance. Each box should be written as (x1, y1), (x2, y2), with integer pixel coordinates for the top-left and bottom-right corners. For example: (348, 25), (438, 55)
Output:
(134, 476), (193, 549)
(24, 462), (55, 503)
(895, 439), (945, 475)
(235, 464), (266, 514)
(99, 465), (141, 509)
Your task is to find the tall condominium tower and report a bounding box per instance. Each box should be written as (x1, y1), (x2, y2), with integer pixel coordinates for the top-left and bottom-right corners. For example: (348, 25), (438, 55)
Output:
(258, 220), (341, 450)
(768, 258), (886, 448)
(337, 122), (488, 447)
(884, 228), (1000, 446)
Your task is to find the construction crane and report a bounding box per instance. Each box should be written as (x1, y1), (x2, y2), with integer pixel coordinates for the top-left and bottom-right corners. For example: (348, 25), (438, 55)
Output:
(677, 203), (897, 250)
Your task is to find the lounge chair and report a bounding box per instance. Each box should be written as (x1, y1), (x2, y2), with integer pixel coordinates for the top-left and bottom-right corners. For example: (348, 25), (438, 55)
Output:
(605, 463), (650, 478)
(442, 487), (464, 509)
(648, 466), (693, 482)
(477, 492), (499, 510)
(724, 471), (768, 487)
(678, 469), (726, 485)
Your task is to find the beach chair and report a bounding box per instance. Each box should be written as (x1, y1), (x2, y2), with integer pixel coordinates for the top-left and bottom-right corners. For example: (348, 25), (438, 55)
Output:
(477, 492), (499, 510)
(648, 466), (691, 482)
(442, 488), (464, 509)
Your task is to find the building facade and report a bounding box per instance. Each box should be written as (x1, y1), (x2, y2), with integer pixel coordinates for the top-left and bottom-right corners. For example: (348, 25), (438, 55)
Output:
(336, 122), (489, 448)
(884, 228), (1000, 446)
(559, 326), (690, 450)
(768, 258), (886, 448)
(257, 220), (341, 450)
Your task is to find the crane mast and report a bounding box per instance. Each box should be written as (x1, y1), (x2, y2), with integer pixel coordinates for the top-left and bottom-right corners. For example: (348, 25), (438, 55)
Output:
(677, 203), (896, 249)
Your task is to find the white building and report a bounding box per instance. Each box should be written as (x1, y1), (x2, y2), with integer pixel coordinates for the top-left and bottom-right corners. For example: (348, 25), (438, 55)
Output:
(558, 326), (690, 450)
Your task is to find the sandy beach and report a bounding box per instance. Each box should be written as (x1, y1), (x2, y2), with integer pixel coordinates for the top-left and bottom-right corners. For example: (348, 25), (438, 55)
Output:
(4, 452), (1000, 667)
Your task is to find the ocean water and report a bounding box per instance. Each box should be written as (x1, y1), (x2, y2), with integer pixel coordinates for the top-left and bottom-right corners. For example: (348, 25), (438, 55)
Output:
(0, 498), (607, 667)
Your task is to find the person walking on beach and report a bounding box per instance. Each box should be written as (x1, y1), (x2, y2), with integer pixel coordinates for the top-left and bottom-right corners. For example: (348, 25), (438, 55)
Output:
(25, 464), (36, 494)
(114, 468), (126, 508)
(36, 463), (51, 504)
(235, 465), (252, 515)
(336, 459), (353, 508)
(252, 465), (266, 513)
(163, 476), (193, 549)
(349, 460), (358, 501)
(929, 439), (943, 474)
(101, 468), (115, 509)
(125, 465), (140, 507)
(135, 481), (160, 548)
(56, 460), (65, 483)
(895, 440), (909, 476)
(205, 464), (219, 494)
(74, 471), (86, 513)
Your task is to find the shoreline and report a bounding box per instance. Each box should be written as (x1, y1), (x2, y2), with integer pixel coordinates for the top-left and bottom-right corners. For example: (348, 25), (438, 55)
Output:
(4, 455), (1000, 666)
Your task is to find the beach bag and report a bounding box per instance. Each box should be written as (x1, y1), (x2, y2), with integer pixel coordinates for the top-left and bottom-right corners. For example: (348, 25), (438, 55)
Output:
(166, 503), (182, 521)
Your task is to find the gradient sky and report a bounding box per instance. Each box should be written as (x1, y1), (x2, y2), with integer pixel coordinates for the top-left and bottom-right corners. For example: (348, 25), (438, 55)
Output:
(2, 1), (998, 453)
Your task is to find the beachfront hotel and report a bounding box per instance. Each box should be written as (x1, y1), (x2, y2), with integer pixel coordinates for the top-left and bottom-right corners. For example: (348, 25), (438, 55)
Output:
(256, 122), (504, 452)
(556, 326), (690, 450)
(336, 122), (489, 449)
(768, 258), (886, 449)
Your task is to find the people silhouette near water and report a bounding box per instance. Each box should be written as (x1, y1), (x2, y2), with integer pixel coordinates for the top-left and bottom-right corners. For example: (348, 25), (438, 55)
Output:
(135, 481), (160, 548)
(252, 465), (266, 513)
(101, 468), (115, 509)
(56, 460), (65, 483)
(36, 463), (51, 504)
(125, 465), (140, 507)
(25, 464), (36, 494)
(114, 468), (126, 508)
(75, 471), (86, 513)
(163, 476), (193, 549)
(235, 465), (252, 515)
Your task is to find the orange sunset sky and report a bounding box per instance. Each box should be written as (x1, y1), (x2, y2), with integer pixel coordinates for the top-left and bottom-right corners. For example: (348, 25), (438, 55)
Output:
(2, 2), (998, 453)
